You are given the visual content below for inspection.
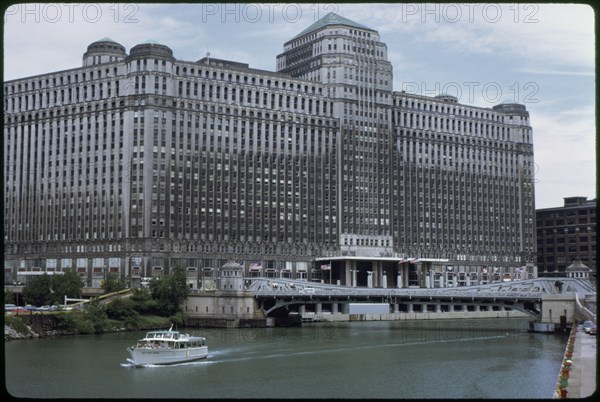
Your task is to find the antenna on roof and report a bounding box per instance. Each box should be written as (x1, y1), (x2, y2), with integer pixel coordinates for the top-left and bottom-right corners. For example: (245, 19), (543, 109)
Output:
(206, 46), (210, 65)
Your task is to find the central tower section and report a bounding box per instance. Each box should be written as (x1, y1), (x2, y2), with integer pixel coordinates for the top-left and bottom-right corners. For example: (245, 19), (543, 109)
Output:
(277, 12), (394, 256)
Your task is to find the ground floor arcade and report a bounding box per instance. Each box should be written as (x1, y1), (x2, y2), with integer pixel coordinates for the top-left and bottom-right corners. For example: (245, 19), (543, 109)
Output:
(313, 257), (536, 288)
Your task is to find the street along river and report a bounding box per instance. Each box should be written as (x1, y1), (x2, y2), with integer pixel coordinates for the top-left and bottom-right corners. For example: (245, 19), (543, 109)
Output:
(4, 318), (566, 398)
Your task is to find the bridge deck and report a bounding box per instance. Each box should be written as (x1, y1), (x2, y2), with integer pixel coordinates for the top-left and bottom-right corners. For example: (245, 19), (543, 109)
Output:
(249, 277), (595, 300)
(247, 277), (595, 319)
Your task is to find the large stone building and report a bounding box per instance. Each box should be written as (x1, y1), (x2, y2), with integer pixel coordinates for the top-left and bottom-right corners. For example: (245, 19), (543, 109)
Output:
(3, 13), (537, 289)
(536, 196), (596, 280)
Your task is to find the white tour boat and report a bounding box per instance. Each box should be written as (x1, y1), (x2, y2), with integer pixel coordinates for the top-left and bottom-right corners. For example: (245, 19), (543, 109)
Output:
(127, 326), (208, 367)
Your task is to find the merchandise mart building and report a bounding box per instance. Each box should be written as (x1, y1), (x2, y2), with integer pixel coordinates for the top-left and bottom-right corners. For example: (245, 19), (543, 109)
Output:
(3, 13), (537, 289)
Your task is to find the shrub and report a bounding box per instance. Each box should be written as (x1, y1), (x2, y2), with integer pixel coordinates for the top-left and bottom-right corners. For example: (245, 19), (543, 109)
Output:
(4, 316), (29, 334)
(106, 298), (139, 321)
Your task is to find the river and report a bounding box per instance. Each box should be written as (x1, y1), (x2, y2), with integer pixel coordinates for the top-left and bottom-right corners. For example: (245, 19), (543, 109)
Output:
(4, 318), (566, 399)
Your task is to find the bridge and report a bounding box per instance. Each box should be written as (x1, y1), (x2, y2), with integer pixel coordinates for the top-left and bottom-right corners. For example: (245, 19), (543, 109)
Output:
(246, 277), (596, 321)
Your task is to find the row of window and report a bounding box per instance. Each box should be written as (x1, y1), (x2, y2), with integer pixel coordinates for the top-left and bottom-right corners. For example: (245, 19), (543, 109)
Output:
(393, 97), (516, 122)
(5, 66), (119, 95)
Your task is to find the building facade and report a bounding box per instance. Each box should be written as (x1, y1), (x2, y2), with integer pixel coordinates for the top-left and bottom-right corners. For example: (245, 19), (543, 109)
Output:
(536, 197), (596, 280)
(3, 13), (537, 289)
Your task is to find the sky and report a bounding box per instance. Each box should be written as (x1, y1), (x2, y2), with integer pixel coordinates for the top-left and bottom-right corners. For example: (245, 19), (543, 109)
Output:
(3, 2), (596, 209)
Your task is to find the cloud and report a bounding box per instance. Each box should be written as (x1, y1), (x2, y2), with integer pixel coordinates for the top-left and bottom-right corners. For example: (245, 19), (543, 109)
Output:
(343, 3), (594, 71)
(530, 105), (596, 208)
(513, 68), (594, 77)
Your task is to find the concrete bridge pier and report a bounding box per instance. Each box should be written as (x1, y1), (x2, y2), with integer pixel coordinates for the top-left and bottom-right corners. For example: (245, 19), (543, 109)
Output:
(299, 305), (306, 315)
(316, 302), (322, 315)
(408, 303), (414, 313)
(331, 302), (338, 314)
(340, 302), (349, 314)
(537, 294), (581, 331)
(435, 303), (442, 313)
(393, 303), (399, 313)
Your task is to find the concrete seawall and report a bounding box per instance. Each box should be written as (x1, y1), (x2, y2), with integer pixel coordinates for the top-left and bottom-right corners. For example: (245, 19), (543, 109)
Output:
(300, 310), (529, 322)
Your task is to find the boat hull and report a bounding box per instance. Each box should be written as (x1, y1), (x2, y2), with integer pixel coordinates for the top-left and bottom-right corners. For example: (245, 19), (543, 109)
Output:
(128, 346), (208, 367)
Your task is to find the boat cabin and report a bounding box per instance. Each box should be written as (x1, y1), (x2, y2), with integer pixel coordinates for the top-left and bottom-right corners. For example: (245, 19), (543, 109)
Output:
(135, 330), (206, 349)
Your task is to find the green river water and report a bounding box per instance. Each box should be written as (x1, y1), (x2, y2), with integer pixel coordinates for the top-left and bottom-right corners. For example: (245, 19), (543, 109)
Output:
(4, 318), (566, 399)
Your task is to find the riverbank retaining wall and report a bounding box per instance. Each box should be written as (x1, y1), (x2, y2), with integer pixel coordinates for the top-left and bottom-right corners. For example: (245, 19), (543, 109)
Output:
(552, 324), (577, 399)
(301, 310), (529, 322)
(183, 292), (265, 326)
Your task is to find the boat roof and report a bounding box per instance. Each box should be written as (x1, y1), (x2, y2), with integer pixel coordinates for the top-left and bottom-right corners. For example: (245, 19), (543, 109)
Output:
(140, 330), (205, 341)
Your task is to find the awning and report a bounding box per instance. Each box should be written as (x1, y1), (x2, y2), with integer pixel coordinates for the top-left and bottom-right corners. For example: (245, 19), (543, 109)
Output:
(315, 256), (449, 263)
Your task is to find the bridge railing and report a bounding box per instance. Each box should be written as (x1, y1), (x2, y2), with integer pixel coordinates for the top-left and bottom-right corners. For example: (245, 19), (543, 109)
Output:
(253, 287), (543, 300)
(247, 277), (593, 299)
(574, 293), (596, 322)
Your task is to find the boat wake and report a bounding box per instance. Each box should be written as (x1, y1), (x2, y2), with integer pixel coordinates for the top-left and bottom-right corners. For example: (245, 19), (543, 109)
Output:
(185, 333), (512, 365)
(121, 358), (215, 368)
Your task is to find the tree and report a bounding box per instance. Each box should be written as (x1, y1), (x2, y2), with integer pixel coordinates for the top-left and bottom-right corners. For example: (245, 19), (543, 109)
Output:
(106, 298), (138, 320)
(52, 271), (84, 304)
(81, 298), (108, 334)
(129, 288), (159, 315)
(22, 275), (54, 306)
(21, 271), (83, 307)
(149, 264), (190, 316)
(4, 289), (15, 305)
(101, 272), (127, 294)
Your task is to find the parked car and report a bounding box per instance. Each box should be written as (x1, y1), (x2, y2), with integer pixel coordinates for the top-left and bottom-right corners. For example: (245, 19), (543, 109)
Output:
(9, 307), (29, 314)
(38, 305), (58, 311)
(583, 320), (594, 333)
(589, 324), (597, 335)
